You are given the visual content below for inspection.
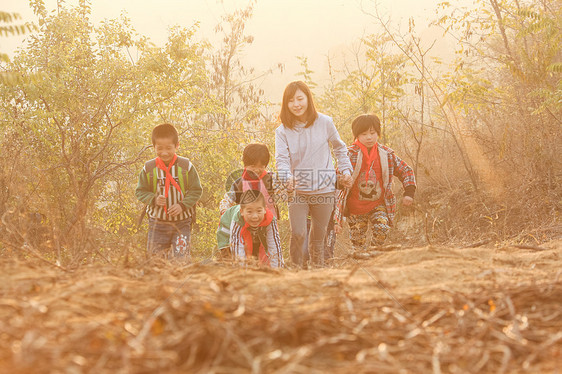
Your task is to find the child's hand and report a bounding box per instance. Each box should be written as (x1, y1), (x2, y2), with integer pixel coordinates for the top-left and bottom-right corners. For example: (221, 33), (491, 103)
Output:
(156, 195), (167, 207)
(340, 174), (353, 188)
(334, 224), (342, 234)
(167, 203), (183, 217)
(402, 196), (413, 206)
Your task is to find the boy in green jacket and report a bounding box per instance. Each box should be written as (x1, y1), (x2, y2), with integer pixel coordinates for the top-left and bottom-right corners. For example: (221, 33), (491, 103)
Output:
(136, 123), (203, 258)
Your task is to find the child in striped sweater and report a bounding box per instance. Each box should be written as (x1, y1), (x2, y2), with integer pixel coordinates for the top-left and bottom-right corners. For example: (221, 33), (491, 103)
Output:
(136, 123), (203, 258)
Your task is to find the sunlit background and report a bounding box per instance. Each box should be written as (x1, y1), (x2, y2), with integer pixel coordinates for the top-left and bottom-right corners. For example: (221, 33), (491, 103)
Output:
(2, 0), (461, 100)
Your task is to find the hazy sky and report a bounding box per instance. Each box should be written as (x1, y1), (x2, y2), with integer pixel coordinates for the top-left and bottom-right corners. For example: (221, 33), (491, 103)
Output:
(2, 0), (452, 100)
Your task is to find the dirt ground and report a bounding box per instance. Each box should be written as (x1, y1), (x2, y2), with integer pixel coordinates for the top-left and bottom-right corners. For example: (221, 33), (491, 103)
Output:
(1, 240), (561, 373)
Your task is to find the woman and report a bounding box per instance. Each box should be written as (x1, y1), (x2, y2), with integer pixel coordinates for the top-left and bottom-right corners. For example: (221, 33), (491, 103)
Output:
(275, 81), (352, 268)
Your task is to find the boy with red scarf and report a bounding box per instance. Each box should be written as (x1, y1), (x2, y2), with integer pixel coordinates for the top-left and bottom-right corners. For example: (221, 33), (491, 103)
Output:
(223, 190), (284, 267)
(219, 143), (279, 218)
(335, 115), (416, 253)
(136, 124), (203, 258)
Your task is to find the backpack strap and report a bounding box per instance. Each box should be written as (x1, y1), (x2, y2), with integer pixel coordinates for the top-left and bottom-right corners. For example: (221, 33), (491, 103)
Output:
(175, 156), (192, 194)
(175, 156), (197, 223)
(144, 159), (158, 193)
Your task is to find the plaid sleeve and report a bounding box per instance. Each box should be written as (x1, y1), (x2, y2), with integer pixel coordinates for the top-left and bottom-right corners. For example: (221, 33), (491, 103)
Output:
(391, 153), (416, 197)
(219, 191), (236, 216)
(333, 188), (348, 226)
(266, 219), (284, 268)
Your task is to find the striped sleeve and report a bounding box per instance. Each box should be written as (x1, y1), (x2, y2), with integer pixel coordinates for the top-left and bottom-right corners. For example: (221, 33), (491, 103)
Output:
(230, 221), (246, 261)
(135, 168), (155, 206)
(266, 219), (284, 268)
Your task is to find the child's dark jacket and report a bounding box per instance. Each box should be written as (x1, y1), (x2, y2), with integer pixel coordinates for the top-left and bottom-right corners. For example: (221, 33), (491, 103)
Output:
(219, 171), (280, 217)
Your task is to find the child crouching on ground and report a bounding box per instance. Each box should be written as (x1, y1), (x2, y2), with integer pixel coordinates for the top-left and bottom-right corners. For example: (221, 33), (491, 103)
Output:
(336, 114), (416, 254)
(136, 123), (203, 258)
(217, 143), (280, 260)
(217, 190), (284, 268)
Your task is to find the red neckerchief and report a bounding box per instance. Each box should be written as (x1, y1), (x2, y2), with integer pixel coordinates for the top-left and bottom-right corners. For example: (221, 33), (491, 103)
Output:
(240, 209), (274, 265)
(241, 169), (277, 219)
(241, 169), (267, 189)
(155, 155), (182, 214)
(354, 140), (379, 181)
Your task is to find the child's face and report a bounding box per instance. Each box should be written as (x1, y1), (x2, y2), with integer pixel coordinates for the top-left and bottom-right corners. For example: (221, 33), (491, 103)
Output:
(245, 163), (267, 177)
(357, 128), (379, 149)
(287, 89), (309, 121)
(154, 137), (179, 164)
(241, 200), (266, 228)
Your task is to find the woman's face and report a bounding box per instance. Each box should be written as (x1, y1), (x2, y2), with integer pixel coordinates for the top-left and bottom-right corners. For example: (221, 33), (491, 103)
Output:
(287, 89), (309, 122)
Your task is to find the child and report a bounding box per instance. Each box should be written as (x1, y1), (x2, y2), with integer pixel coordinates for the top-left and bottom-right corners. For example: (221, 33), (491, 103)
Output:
(136, 123), (203, 258)
(217, 190), (284, 268)
(336, 114), (416, 253)
(219, 143), (279, 218)
(275, 80), (353, 268)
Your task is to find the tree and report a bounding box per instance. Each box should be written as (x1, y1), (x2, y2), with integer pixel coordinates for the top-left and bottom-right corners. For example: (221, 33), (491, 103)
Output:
(150, 3), (280, 256)
(0, 1), (207, 263)
(434, 0), (561, 190)
(205, 1), (273, 133)
(0, 11), (34, 63)
(360, 0), (561, 242)
(312, 34), (408, 144)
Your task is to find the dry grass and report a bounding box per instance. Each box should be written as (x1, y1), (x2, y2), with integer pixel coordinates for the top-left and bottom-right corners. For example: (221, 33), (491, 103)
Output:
(1, 240), (561, 373)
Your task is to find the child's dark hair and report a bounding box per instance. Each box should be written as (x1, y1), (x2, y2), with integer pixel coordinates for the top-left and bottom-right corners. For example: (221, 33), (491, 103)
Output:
(243, 143), (270, 167)
(152, 123), (179, 145)
(280, 81), (318, 128)
(240, 189), (266, 208)
(351, 114), (381, 138)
